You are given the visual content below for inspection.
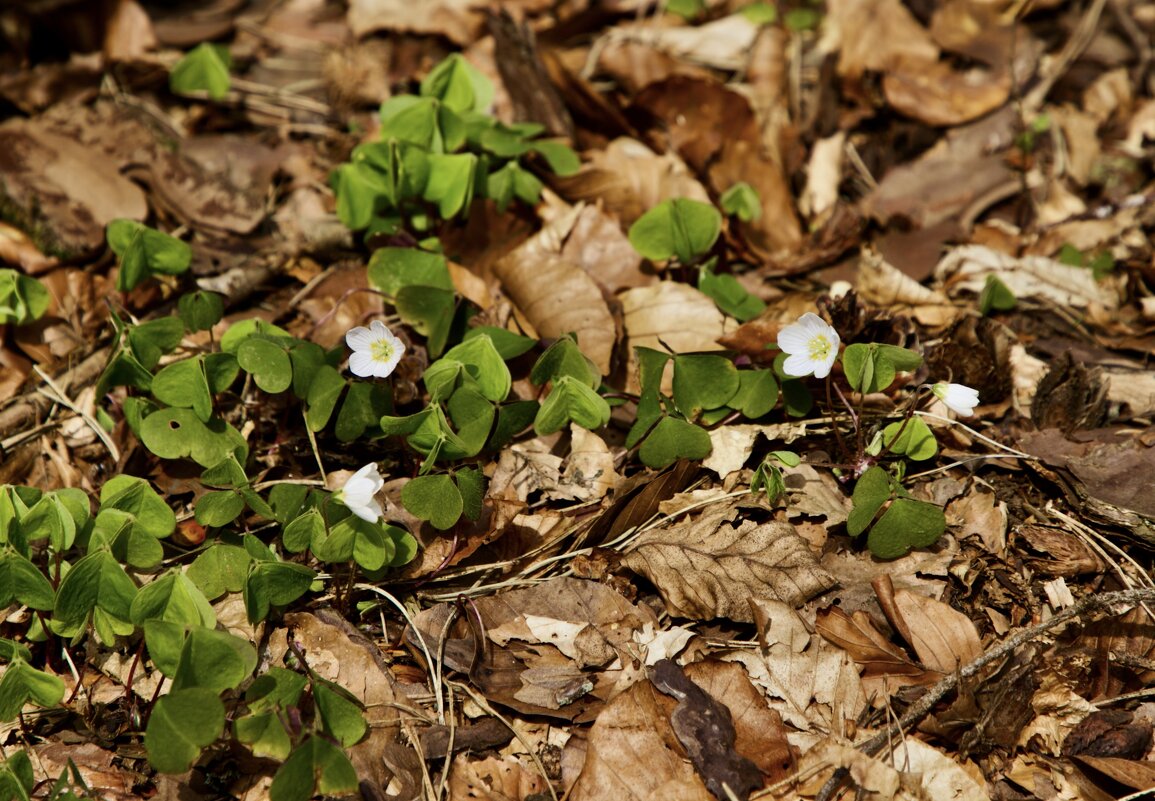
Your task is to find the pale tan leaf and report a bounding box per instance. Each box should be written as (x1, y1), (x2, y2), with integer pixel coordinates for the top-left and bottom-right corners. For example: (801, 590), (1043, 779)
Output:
(726, 601), (866, 731)
(448, 754), (548, 801)
(347, 0), (485, 42)
(561, 425), (620, 502)
(620, 282), (731, 389)
(602, 15), (760, 71)
(557, 138), (711, 226)
(935, 244), (1124, 310)
(896, 738), (991, 800)
(702, 425), (758, 478)
(621, 501), (836, 622)
(799, 132), (846, 221)
(945, 485), (1009, 554)
(494, 252), (616, 375)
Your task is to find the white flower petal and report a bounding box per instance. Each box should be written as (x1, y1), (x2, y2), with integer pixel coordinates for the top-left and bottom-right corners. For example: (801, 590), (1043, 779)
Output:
(782, 352), (816, 377)
(345, 321), (406, 379)
(345, 326), (375, 350)
(348, 351), (378, 378)
(777, 327), (814, 353)
(812, 351), (837, 379)
(777, 313), (840, 378)
(932, 382), (980, 416)
(340, 463), (385, 522)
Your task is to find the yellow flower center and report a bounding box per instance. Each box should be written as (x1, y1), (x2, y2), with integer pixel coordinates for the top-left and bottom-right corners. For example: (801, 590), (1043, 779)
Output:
(370, 339), (396, 363)
(807, 335), (832, 361)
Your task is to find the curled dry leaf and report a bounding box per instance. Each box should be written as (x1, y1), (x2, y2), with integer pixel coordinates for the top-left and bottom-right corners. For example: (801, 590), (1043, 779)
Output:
(874, 577), (984, 673)
(621, 501), (836, 622)
(268, 611), (400, 734)
(494, 251), (615, 376)
(857, 246), (951, 308)
(945, 485), (1009, 555)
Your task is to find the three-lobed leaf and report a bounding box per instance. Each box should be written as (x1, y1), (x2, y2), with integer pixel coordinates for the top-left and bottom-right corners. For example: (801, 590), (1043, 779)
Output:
(628, 198), (722, 263)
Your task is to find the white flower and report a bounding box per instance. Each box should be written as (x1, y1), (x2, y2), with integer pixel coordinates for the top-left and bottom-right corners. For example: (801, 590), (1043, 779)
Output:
(337, 463), (385, 523)
(346, 321), (405, 379)
(777, 313), (841, 379)
(931, 382), (980, 416)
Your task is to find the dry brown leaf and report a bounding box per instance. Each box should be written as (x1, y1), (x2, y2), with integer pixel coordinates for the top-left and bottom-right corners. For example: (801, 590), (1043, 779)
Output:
(1074, 755), (1155, 792)
(883, 61), (1011, 127)
(409, 578), (658, 717)
(601, 15), (760, 71)
(139, 135), (279, 236)
(562, 425), (620, 502)
(875, 579), (984, 673)
(0, 221), (57, 274)
(103, 0), (157, 61)
(569, 678), (714, 801)
(819, 544), (953, 620)
(448, 754), (548, 801)
(945, 485), (1009, 554)
(620, 281), (729, 353)
(494, 250), (616, 376)
(815, 606), (925, 677)
(558, 203), (653, 293)
(709, 137), (802, 256)
(683, 661), (795, 782)
(862, 106), (1017, 229)
(620, 282), (730, 392)
(267, 611), (400, 733)
(0, 118), (148, 253)
(822, 0), (939, 79)
(489, 443), (565, 504)
(557, 138), (711, 226)
(621, 501), (836, 622)
(725, 601), (867, 732)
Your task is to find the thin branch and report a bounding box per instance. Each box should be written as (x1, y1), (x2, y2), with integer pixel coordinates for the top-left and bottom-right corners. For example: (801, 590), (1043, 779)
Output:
(817, 587), (1155, 801)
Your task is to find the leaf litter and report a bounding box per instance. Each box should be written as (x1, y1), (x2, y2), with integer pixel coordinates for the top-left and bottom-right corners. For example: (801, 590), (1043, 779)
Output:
(4, 1), (1155, 800)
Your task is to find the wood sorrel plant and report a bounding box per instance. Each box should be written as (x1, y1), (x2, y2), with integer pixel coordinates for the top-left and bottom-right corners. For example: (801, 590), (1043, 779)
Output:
(775, 312), (981, 559)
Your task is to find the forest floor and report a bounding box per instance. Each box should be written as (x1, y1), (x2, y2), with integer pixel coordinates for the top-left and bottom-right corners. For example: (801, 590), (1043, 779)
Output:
(2, 0), (1155, 800)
